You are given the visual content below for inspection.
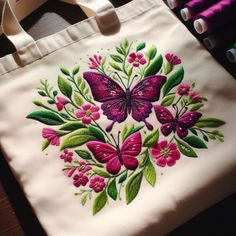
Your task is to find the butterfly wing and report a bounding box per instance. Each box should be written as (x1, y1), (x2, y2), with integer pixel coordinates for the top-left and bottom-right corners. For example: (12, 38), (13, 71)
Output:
(86, 141), (121, 174)
(120, 132), (142, 170)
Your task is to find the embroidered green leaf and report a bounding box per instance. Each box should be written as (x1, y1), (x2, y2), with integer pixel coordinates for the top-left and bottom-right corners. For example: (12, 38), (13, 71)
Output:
(93, 190), (108, 215)
(190, 103), (204, 111)
(107, 178), (118, 200)
(93, 169), (111, 178)
(75, 150), (92, 160)
(53, 90), (58, 97)
(195, 117), (225, 128)
(144, 160), (156, 187)
(162, 66), (184, 97)
(128, 66), (133, 76)
(161, 95), (175, 106)
(59, 121), (86, 131)
(119, 171), (128, 183)
(27, 110), (65, 125)
(116, 46), (125, 55)
(147, 45), (157, 60)
(38, 91), (46, 97)
(81, 194), (87, 206)
(47, 99), (55, 104)
(60, 128), (96, 150)
(143, 129), (159, 147)
(88, 126), (106, 142)
(176, 138), (198, 157)
(123, 125), (144, 141)
(58, 75), (73, 98)
(139, 149), (149, 168)
(122, 124), (129, 142)
(144, 54), (163, 77)
(183, 136), (207, 149)
(136, 42), (146, 52)
(123, 39), (129, 49)
(73, 93), (83, 106)
(76, 76), (82, 86)
(189, 128), (198, 136)
(109, 62), (122, 71)
(111, 55), (123, 63)
(162, 62), (173, 75)
(203, 134), (209, 142)
(126, 171), (143, 204)
(41, 140), (50, 151)
(60, 67), (70, 76)
(72, 65), (80, 75)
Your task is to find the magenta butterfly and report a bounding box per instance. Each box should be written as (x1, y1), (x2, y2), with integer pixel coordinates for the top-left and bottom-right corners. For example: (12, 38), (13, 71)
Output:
(154, 105), (202, 139)
(86, 132), (142, 175)
(83, 72), (166, 132)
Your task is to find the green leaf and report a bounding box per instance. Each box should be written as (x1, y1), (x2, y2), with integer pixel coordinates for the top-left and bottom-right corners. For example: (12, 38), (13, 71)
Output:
(189, 128), (198, 136)
(41, 140), (50, 151)
(59, 113), (70, 119)
(136, 42), (146, 52)
(183, 136), (207, 149)
(162, 62), (173, 75)
(60, 128), (96, 150)
(144, 160), (156, 187)
(73, 93), (83, 106)
(53, 90), (58, 97)
(38, 91), (46, 97)
(88, 126), (106, 142)
(123, 39), (129, 49)
(47, 99), (55, 104)
(128, 66), (133, 76)
(119, 171), (128, 183)
(161, 95), (175, 106)
(77, 76), (82, 86)
(60, 67), (70, 76)
(73, 65), (80, 75)
(109, 62), (122, 71)
(93, 169), (111, 178)
(122, 125), (128, 142)
(80, 81), (86, 91)
(195, 117), (225, 128)
(111, 55), (123, 63)
(139, 149), (149, 168)
(124, 125), (144, 141)
(27, 110), (65, 125)
(93, 190), (107, 215)
(107, 178), (118, 200)
(116, 46), (125, 55)
(143, 129), (159, 147)
(75, 149), (92, 160)
(190, 103), (204, 111)
(162, 66), (184, 97)
(81, 194), (87, 206)
(58, 75), (73, 98)
(126, 171), (143, 204)
(176, 138), (198, 157)
(144, 54), (163, 77)
(59, 121), (86, 131)
(147, 45), (157, 60)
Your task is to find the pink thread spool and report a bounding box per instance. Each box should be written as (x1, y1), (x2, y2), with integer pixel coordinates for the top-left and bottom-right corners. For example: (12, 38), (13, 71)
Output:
(167, 0), (190, 9)
(194, 0), (236, 34)
(180, 0), (221, 21)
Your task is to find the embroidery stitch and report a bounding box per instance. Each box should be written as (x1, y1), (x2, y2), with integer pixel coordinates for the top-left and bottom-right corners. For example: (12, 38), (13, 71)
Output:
(27, 39), (225, 215)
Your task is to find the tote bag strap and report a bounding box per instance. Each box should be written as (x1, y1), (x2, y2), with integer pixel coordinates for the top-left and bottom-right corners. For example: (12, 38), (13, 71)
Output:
(1, 0), (119, 63)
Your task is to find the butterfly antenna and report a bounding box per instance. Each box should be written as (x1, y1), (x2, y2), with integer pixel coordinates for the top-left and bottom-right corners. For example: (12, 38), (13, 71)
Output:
(114, 72), (127, 89)
(110, 133), (118, 146)
(128, 74), (138, 89)
(117, 131), (121, 147)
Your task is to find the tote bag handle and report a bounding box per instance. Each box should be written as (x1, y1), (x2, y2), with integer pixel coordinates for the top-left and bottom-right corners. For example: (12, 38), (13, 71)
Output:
(1, 0), (119, 60)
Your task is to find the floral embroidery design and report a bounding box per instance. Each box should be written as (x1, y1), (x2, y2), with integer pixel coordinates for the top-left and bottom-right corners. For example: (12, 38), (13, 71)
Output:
(27, 39), (225, 215)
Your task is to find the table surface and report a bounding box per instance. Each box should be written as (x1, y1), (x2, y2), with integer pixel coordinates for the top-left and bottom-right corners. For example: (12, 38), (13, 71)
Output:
(0, 1), (235, 235)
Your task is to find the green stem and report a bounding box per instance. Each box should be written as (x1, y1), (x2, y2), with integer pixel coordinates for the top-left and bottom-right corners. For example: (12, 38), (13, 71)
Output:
(64, 105), (77, 120)
(92, 121), (113, 143)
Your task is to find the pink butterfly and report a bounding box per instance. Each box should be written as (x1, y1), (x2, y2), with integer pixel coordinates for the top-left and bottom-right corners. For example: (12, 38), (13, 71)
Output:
(83, 72), (166, 131)
(86, 132), (142, 175)
(154, 105), (202, 139)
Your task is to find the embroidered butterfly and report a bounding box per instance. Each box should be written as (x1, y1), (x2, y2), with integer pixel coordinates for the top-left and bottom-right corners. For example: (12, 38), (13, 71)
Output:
(154, 105), (202, 139)
(83, 72), (166, 132)
(86, 132), (142, 175)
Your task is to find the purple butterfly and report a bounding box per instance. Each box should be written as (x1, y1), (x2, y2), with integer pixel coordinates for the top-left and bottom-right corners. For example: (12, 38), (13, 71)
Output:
(154, 105), (202, 139)
(83, 72), (166, 132)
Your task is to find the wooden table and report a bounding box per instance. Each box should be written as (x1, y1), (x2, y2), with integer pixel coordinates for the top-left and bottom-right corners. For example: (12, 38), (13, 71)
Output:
(0, 1), (235, 235)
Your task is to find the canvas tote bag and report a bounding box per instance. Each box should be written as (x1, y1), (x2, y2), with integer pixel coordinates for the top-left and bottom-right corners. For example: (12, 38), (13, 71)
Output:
(0, 0), (236, 235)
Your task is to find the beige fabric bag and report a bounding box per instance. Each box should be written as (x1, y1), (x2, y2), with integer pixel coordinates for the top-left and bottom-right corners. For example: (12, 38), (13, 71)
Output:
(0, 0), (236, 235)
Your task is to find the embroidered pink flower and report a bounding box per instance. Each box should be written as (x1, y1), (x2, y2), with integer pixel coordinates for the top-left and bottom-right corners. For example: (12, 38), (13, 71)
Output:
(189, 91), (202, 103)
(76, 104), (100, 125)
(42, 128), (60, 146)
(128, 52), (147, 67)
(151, 140), (180, 167)
(60, 149), (73, 163)
(89, 54), (102, 69)
(177, 83), (191, 96)
(78, 161), (92, 173)
(63, 167), (77, 178)
(56, 96), (70, 111)
(165, 53), (181, 66)
(89, 176), (106, 193)
(73, 173), (89, 187)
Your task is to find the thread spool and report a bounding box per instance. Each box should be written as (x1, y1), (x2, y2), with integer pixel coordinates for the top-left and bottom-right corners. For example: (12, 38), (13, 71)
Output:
(194, 0), (236, 34)
(180, 0), (220, 21)
(167, 0), (190, 9)
(226, 44), (236, 63)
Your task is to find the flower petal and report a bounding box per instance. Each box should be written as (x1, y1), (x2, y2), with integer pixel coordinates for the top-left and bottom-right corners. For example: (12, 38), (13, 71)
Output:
(76, 109), (86, 118)
(159, 140), (168, 150)
(156, 157), (167, 167)
(82, 117), (92, 125)
(139, 58), (147, 65)
(91, 112), (100, 120)
(82, 104), (92, 111)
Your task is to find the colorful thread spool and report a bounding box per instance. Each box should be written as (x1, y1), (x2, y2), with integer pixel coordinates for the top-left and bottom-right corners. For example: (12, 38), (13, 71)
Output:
(167, 0), (190, 9)
(226, 43), (236, 63)
(180, 0), (220, 21)
(194, 0), (236, 34)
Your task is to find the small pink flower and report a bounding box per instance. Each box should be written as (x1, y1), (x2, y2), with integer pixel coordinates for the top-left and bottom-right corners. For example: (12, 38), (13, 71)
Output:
(42, 128), (60, 146)
(78, 161), (92, 173)
(63, 167), (77, 178)
(128, 52), (147, 67)
(177, 83), (191, 96)
(76, 104), (100, 125)
(89, 176), (106, 193)
(56, 96), (70, 111)
(165, 53), (181, 66)
(151, 140), (180, 167)
(73, 173), (89, 187)
(60, 149), (73, 163)
(189, 91), (202, 103)
(89, 54), (102, 69)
